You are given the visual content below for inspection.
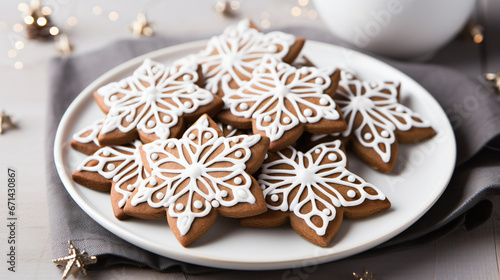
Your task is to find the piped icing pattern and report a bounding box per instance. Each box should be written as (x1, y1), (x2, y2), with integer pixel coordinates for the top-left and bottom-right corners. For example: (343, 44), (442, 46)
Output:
(131, 115), (263, 236)
(98, 57), (218, 142)
(335, 71), (432, 163)
(76, 140), (146, 210)
(197, 19), (297, 96)
(72, 119), (103, 146)
(223, 55), (342, 143)
(258, 140), (387, 236)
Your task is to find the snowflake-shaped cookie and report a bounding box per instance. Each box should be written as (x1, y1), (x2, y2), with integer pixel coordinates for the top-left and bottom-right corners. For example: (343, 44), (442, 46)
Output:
(95, 57), (223, 146)
(334, 71), (436, 172)
(72, 141), (149, 220)
(128, 114), (269, 247)
(197, 19), (304, 97)
(218, 55), (346, 151)
(242, 140), (390, 247)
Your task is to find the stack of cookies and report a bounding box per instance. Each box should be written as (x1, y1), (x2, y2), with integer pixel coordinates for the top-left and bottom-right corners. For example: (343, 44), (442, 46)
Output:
(71, 19), (435, 247)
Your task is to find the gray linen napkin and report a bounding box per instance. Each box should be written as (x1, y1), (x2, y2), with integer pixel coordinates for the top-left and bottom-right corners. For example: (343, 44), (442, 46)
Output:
(46, 29), (500, 273)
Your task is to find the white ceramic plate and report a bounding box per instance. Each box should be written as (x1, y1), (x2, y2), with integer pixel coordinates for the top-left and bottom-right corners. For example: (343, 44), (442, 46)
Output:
(54, 40), (456, 270)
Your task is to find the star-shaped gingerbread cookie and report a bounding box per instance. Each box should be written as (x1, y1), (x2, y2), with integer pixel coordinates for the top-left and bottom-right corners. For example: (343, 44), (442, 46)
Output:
(241, 140), (390, 247)
(334, 71), (436, 172)
(218, 55), (346, 151)
(197, 19), (305, 97)
(127, 114), (269, 247)
(94, 57), (223, 146)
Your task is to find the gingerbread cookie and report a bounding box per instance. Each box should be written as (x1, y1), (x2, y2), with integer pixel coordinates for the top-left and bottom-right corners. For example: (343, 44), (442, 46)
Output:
(71, 119), (103, 155)
(197, 19), (305, 97)
(94, 57), (223, 146)
(218, 55), (346, 151)
(127, 114), (269, 247)
(334, 71), (436, 172)
(241, 140), (390, 247)
(72, 141), (149, 220)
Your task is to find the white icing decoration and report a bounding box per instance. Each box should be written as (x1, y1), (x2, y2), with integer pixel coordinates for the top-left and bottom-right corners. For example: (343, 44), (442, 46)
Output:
(107, 164), (115, 171)
(151, 153), (159, 160)
(283, 116), (291, 124)
(150, 178), (157, 186)
(224, 56), (339, 142)
(364, 133), (373, 141)
(176, 203), (184, 211)
(189, 133), (196, 140)
(258, 140), (386, 236)
(167, 142), (175, 149)
(204, 132), (212, 139)
(156, 192), (165, 200)
(239, 103), (249, 110)
(234, 177), (243, 185)
(193, 200), (203, 209)
(98, 58), (214, 141)
(347, 190), (356, 198)
(235, 151), (243, 158)
(335, 70), (432, 163)
(130, 115), (262, 236)
(72, 119), (103, 146)
(270, 194), (279, 202)
(76, 140), (145, 209)
(347, 175), (355, 182)
(319, 98), (329, 106)
(237, 189), (248, 198)
(217, 122), (239, 137)
(328, 153), (337, 161)
(197, 19), (296, 95)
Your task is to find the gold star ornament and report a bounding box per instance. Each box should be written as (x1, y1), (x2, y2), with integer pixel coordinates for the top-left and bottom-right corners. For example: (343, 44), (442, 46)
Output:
(353, 268), (377, 280)
(129, 11), (154, 38)
(52, 241), (97, 280)
(485, 72), (500, 94)
(54, 34), (73, 55)
(20, 0), (58, 39)
(0, 110), (16, 135)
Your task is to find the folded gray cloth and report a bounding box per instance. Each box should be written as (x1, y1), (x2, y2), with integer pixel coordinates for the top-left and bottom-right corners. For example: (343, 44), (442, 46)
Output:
(46, 29), (500, 274)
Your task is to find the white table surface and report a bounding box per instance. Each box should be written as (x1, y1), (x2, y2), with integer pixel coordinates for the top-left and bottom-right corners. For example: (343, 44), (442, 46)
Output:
(0, 0), (499, 279)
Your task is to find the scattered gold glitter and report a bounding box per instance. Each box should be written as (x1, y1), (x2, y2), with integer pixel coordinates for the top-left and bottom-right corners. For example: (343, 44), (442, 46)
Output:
(298, 0), (309, 6)
(92, 6), (102, 15)
(41, 6), (52, 16)
(13, 23), (24, 33)
(14, 41), (25, 50)
(14, 61), (23, 70)
(291, 6), (302, 17)
(307, 9), (318, 20)
(261, 19), (271, 29)
(7, 49), (17, 58)
(24, 16), (35, 25)
(67, 17), (78, 27)
(36, 16), (47, 26)
(49, 26), (59, 36)
(108, 11), (119, 21)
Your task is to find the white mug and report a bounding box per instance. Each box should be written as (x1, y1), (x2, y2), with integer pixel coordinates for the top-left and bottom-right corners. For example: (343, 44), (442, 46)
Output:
(313, 0), (476, 60)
